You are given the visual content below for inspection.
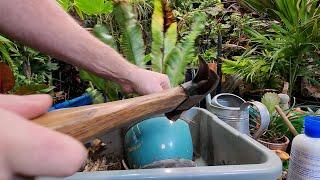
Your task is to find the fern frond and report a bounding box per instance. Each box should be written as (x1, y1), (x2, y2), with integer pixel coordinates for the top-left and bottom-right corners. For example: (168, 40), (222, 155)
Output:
(178, 13), (205, 66)
(150, 0), (164, 73)
(164, 47), (183, 86)
(164, 22), (177, 60)
(113, 1), (146, 67)
(93, 24), (117, 50)
(164, 13), (205, 86)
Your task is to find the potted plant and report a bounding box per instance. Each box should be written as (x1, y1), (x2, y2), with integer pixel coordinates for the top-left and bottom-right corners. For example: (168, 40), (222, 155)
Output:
(250, 92), (290, 151)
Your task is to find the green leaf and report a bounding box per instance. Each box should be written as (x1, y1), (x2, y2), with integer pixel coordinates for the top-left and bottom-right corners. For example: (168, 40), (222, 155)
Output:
(75, 0), (113, 16)
(79, 70), (106, 92)
(0, 45), (12, 61)
(164, 23), (177, 61)
(274, 10), (294, 31)
(178, 13), (205, 67)
(165, 13), (205, 86)
(143, 54), (152, 64)
(57, 0), (72, 11)
(39, 86), (55, 93)
(261, 92), (280, 114)
(15, 84), (53, 95)
(92, 24), (121, 100)
(240, 0), (278, 18)
(105, 81), (121, 101)
(164, 47), (183, 86)
(151, 0), (164, 73)
(86, 87), (105, 104)
(93, 24), (117, 50)
(74, 6), (85, 20)
(113, 2), (145, 67)
(0, 35), (12, 43)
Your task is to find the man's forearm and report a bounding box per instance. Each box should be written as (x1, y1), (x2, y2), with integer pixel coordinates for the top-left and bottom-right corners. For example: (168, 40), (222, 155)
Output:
(0, 0), (137, 84)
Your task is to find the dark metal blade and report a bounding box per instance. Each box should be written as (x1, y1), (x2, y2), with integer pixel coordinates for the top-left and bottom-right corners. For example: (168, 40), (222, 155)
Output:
(165, 57), (219, 120)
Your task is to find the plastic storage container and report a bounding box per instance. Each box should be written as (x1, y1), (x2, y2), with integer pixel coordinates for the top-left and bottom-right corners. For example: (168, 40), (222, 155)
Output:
(40, 108), (282, 180)
(287, 116), (320, 180)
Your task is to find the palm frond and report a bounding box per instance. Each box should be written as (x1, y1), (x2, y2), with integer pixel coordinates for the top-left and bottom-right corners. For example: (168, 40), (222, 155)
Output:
(239, 0), (277, 18)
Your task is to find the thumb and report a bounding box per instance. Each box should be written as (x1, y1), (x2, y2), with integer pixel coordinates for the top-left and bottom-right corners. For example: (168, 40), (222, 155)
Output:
(0, 94), (52, 119)
(0, 109), (87, 177)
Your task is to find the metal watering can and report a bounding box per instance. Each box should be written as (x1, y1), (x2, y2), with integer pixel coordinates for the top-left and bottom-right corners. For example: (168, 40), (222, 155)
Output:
(206, 93), (270, 139)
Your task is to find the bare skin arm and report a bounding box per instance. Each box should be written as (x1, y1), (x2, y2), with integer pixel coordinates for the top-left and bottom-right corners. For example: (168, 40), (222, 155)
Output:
(0, 0), (170, 95)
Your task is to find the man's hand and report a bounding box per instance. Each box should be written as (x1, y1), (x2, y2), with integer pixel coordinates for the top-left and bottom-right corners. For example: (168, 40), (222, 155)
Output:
(0, 95), (87, 179)
(120, 68), (171, 95)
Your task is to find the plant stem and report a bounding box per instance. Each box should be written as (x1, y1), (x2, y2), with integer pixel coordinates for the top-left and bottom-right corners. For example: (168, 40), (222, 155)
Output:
(275, 105), (299, 136)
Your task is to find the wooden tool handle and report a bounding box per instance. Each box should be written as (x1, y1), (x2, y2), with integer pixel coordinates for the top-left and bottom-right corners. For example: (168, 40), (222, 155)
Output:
(32, 87), (187, 142)
(275, 105), (299, 137)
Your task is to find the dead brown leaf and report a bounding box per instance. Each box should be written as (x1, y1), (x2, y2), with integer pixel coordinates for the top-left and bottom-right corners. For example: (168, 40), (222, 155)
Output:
(0, 62), (15, 93)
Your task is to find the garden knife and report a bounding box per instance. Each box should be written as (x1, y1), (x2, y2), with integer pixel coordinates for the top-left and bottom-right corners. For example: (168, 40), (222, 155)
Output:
(32, 57), (219, 142)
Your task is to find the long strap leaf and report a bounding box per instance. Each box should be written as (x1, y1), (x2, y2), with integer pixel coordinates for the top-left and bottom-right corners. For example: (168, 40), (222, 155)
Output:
(179, 14), (205, 65)
(151, 0), (165, 73)
(163, 47), (182, 86)
(113, 2), (146, 68)
(165, 13), (205, 86)
(164, 22), (177, 63)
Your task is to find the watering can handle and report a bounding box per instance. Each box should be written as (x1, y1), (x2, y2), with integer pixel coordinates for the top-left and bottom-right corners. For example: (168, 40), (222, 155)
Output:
(240, 101), (270, 139)
(205, 93), (212, 110)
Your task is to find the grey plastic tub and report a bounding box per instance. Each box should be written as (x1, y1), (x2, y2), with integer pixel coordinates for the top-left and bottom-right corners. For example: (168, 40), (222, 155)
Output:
(40, 108), (282, 180)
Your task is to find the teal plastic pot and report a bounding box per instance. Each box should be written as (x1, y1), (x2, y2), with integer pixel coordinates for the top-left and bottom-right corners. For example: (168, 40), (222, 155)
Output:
(124, 117), (193, 169)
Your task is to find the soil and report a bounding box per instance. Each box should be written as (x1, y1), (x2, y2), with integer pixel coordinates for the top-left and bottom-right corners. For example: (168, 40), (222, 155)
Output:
(260, 135), (287, 144)
(52, 59), (89, 102)
(79, 139), (124, 172)
(81, 153), (123, 172)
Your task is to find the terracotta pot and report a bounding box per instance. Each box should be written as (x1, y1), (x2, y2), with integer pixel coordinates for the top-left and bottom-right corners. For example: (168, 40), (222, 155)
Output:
(258, 136), (290, 152)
